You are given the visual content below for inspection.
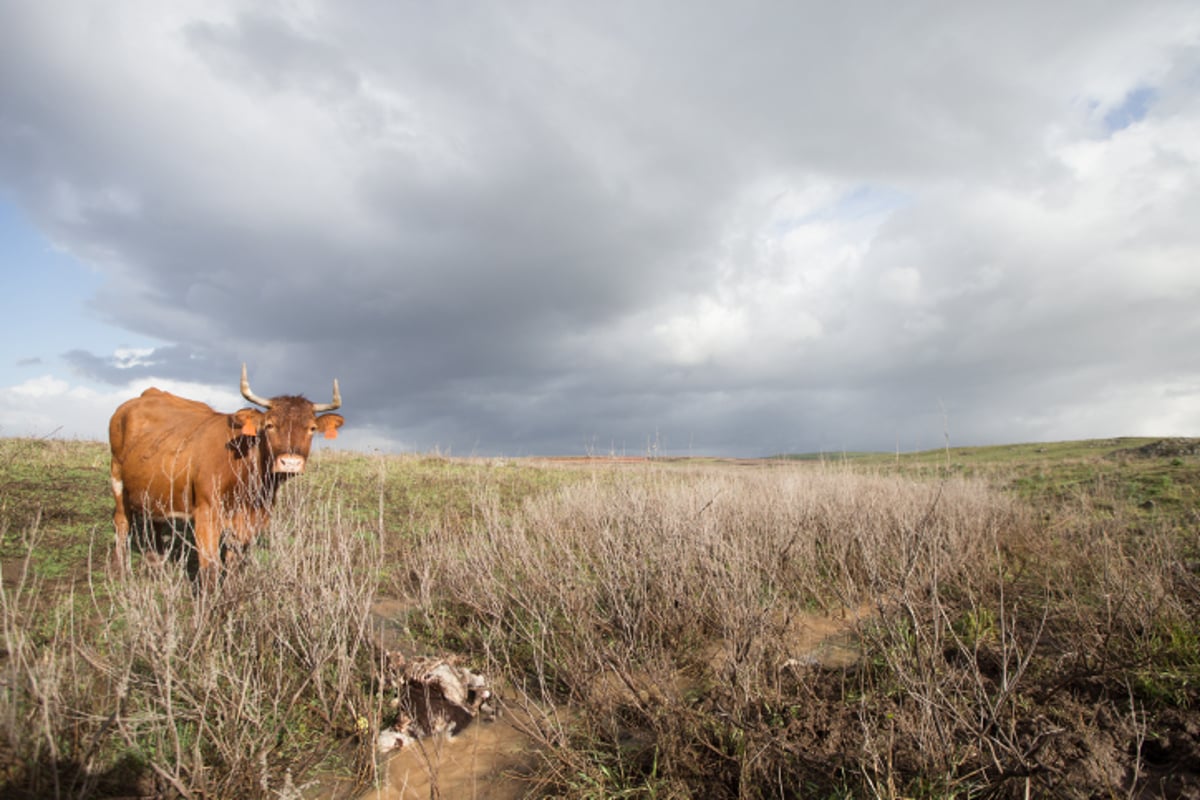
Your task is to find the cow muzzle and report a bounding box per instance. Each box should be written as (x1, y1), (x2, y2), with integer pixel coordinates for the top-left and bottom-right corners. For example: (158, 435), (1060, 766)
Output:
(273, 454), (307, 473)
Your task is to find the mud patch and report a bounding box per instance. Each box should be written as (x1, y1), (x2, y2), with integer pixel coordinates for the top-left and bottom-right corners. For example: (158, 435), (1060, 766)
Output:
(1, 557), (25, 589)
(368, 597), (424, 654)
(705, 605), (869, 676)
(358, 706), (539, 800)
(359, 598), (543, 799)
(782, 605), (869, 668)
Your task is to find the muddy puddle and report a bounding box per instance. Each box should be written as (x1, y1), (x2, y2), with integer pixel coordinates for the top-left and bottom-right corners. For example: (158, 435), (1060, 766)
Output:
(353, 598), (543, 799)
(357, 707), (539, 800)
(782, 604), (869, 669)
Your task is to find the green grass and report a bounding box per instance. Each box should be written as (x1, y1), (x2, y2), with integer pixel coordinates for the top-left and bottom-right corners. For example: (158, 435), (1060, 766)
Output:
(780, 436), (1200, 523)
(5, 435), (1195, 595)
(0, 442), (584, 595)
(0, 438), (111, 586)
(780, 436), (1165, 464)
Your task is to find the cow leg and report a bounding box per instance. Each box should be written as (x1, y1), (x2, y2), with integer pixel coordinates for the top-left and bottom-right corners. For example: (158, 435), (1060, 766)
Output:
(233, 507), (264, 549)
(194, 506), (222, 591)
(110, 459), (131, 573)
(223, 508), (263, 571)
(222, 521), (245, 571)
(223, 515), (248, 571)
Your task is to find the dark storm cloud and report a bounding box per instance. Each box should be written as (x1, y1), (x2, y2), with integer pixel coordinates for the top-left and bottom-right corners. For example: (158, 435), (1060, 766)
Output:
(62, 346), (218, 385)
(2, 2), (1199, 454)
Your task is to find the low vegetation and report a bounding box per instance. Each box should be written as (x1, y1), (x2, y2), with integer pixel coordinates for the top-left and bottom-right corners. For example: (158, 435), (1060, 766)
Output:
(1, 436), (1198, 797)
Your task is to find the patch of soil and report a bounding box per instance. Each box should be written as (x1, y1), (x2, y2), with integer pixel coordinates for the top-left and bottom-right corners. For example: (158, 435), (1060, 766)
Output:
(1134, 708), (1200, 799)
(781, 605), (868, 669)
(357, 704), (540, 800)
(0, 474), (106, 526)
(1, 557), (25, 589)
(368, 597), (424, 654)
(0, 748), (161, 800)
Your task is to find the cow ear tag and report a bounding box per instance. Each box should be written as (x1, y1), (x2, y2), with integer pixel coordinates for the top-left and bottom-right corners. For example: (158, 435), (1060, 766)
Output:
(241, 419), (258, 437)
(323, 428), (338, 440)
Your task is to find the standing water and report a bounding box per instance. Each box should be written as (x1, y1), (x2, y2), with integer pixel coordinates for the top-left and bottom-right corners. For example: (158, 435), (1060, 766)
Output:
(357, 707), (538, 800)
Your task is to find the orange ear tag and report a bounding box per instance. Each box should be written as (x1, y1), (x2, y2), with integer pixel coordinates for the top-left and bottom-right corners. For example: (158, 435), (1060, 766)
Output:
(241, 420), (258, 437)
(323, 429), (338, 440)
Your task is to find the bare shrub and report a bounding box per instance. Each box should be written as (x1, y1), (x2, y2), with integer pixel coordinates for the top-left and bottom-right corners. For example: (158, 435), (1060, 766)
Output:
(0, 483), (381, 798)
(405, 465), (1027, 796)
(391, 460), (1200, 798)
(0, 518), (78, 798)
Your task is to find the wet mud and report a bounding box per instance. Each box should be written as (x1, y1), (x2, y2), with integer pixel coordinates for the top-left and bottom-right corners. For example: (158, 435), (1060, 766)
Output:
(357, 708), (538, 800)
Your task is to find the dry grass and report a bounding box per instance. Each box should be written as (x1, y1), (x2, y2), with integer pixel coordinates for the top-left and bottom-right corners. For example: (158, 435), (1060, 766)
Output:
(2, 442), (1198, 798)
(1, 481), (383, 799)
(399, 463), (1199, 798)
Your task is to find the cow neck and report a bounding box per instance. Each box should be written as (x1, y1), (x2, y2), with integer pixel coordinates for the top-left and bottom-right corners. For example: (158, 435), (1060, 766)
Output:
(225, 435), (284, 506)
(255, 450), (294, 503)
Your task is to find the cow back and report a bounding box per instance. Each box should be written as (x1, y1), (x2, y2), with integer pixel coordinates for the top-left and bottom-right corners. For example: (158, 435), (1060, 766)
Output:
(109, 389), (249, 519)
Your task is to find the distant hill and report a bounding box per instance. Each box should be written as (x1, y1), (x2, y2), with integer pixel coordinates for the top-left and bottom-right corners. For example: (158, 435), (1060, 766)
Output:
(772, 451), (882, 461)
(773, 437), (1191, 465)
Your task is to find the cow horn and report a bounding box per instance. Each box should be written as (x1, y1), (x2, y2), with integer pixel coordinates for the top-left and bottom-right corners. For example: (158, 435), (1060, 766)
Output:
(313, 379), (341, 413)
(240, 364), (273, 409)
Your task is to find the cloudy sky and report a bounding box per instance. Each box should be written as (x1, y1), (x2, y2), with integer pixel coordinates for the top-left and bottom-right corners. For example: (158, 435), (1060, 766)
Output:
(1, 2), (1198, 456)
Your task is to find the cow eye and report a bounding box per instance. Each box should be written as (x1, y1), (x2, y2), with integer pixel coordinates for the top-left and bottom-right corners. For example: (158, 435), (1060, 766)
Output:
(264, 422), (275, 431)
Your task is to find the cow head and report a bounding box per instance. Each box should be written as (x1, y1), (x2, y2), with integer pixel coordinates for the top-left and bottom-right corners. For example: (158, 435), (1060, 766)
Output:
(234, 364), (344, 474)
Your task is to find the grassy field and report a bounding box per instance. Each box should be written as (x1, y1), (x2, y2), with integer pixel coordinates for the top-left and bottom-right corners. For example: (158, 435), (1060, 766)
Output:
(1, 436), (1198, 798)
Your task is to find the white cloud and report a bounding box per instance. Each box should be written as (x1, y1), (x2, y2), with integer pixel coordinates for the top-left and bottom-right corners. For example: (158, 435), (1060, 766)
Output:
(879, 267), (922, 306)
(0, 374), (246, 441)
(112, 347), (156, 369)
(9, 375), (70, 399)
(652, 298), (748, 367)
(1, 376), (116, 439)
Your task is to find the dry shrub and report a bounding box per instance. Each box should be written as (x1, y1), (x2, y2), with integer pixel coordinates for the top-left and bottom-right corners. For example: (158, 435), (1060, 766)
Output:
(6, 452), (1196, 798)
(0, 487), (381, 799)
(853, 488), (1200, 799)
(396, 462), (1200, 798)
(405, 465), (1029, 796)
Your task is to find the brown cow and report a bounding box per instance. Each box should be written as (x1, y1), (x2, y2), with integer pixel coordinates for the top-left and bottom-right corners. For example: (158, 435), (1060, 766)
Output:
(108, 364), (344, 586)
